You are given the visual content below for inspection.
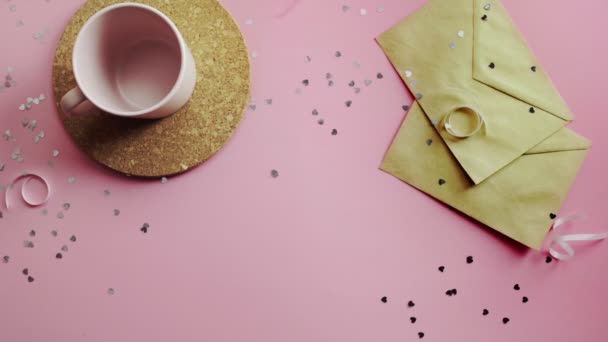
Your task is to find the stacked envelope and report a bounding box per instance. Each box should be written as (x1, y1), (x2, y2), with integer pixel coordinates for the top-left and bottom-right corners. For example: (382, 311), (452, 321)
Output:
(377, 0), (590, 249)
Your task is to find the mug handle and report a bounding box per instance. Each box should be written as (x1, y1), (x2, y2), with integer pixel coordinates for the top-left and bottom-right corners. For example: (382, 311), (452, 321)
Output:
(60, 87), (88, 115)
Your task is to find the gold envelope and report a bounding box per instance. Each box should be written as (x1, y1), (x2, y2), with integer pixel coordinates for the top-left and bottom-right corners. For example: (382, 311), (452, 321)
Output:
(377, 0), (591, 249)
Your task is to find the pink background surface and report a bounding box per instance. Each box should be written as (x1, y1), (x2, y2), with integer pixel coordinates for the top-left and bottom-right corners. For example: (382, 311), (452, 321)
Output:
(1, 0), (608, 341)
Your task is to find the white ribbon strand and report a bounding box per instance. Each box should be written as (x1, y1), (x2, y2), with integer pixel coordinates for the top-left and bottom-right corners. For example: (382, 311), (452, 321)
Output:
(4, 173), (50, 209)
(549, 214), (608, 261)
(442, 105), (488, 139)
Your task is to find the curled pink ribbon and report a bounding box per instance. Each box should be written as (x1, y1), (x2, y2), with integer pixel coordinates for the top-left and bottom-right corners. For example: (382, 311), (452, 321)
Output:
(549, 215), (608, 261)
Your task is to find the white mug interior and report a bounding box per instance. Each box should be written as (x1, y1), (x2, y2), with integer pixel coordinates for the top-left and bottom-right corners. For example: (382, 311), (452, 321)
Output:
(72, 3), (186, 117)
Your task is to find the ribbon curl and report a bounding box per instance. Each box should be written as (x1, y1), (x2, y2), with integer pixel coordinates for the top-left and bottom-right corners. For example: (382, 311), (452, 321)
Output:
(4, 173), (50, 210)
(549, 214), (608, 261)
(442, 105), (488, 138)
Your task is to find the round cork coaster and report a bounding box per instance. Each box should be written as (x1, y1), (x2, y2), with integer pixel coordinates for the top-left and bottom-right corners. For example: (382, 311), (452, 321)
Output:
(53, 0), (250, 177)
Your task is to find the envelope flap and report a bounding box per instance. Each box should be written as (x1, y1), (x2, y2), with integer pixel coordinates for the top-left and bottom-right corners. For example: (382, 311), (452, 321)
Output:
(473, 0), (573, 121)
(526, 127), (591, 154)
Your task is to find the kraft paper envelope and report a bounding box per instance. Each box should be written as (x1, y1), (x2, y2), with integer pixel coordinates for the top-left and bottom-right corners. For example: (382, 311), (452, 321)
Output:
(377, 0), (591, 249)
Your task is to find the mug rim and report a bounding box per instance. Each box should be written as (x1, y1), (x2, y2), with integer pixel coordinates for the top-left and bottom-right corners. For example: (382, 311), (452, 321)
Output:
(72, 2), (188, 117)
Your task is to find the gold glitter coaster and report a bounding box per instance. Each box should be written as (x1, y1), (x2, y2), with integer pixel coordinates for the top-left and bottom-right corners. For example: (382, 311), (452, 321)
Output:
(53, 0), (250, 177)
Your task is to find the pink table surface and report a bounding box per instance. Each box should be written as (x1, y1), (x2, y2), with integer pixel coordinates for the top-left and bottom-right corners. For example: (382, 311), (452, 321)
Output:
(1, 0), (608, 341)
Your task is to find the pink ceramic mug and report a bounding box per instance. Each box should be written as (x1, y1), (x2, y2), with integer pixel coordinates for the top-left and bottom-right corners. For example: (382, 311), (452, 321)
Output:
(60, 3), (196, 119)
